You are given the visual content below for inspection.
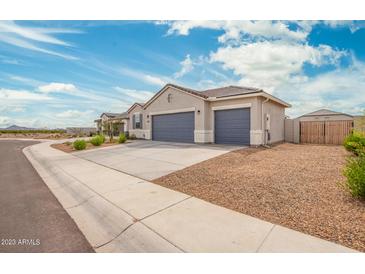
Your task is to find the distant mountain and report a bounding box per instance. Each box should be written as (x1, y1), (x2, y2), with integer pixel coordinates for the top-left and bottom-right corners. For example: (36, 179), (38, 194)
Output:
(2, 125), (35, 130)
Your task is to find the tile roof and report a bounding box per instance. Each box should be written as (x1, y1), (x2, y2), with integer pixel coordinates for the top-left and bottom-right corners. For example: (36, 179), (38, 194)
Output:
(100, 112), (129, 119)
(301, 109), (353, 117)
(165, 83), (208, 99)
(201, 85), (262, 98)
(101, 112), (120, 118)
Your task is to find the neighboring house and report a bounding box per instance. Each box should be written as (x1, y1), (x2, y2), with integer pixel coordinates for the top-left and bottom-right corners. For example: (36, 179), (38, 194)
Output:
(94, 112), (129, 136)
(285, 109), (354, 145)
(126, 83), (290, 145)
(66, 127), (96, 136)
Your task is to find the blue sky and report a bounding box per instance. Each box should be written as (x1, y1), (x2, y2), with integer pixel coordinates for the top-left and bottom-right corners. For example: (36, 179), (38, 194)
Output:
(0, 20), (364, 128)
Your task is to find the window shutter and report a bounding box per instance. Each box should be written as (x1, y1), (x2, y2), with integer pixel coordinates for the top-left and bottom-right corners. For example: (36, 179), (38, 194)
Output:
(140, 114), (143, 129)
(132, 114), (135, 129)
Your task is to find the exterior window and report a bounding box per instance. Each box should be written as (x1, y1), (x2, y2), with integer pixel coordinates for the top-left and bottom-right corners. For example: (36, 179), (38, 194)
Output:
(134, 113), (142, 129)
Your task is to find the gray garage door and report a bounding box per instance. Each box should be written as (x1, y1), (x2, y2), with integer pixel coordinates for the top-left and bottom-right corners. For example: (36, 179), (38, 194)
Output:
(152, 112), (194, 143)
(214, 108), (250, 145)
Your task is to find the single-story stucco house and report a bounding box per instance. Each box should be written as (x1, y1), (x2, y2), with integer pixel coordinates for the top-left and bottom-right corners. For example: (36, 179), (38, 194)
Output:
(117, 83), (290, 146)
(94, 112), (129, 136)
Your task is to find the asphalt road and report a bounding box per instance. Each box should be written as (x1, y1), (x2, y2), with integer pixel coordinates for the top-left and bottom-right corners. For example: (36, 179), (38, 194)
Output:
(0, 140), (93, 252)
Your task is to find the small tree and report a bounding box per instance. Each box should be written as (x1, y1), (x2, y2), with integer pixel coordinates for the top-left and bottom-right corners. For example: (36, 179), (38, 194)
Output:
(112, 123), (120, 137)
(102, 120), (113, 142)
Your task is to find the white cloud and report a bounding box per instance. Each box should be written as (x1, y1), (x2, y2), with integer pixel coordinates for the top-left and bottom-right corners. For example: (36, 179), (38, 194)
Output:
(210, 41), (346, 91)
(144, 74), (166, 86)
(114, 87), (154, 102)
(0, 116), (11, 127)
(10, 75), (43, 87)
(38, 83), (77, 93)
(276, 59), (365, 117)
(0, 106), (25, 113)
(119, 67), (167, 86)
(0, 88), (52, 101)
(1, 59), (20, 65)
(0, 21), (79, 60)
(174, 54), (194, 78)
(55, 109), (94, 118)
(0, 21), (71, 46)
(164, 20), (364, 117)
(323, 20), (363, 33)
(165, 20), (363, 43)
(166, 20), (310, 43)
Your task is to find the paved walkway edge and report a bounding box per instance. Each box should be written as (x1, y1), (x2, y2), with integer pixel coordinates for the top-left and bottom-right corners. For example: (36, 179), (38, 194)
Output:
(22, 140), (357, 253)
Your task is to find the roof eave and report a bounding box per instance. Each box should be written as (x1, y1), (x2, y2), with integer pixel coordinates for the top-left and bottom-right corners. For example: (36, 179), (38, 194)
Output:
(143, 84), (207, 110)
(207, 92), (291, 108)
(127, 103), (144, 114)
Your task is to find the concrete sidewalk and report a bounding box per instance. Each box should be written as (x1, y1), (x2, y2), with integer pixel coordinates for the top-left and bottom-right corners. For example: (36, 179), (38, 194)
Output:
(23, 140), (356, 252)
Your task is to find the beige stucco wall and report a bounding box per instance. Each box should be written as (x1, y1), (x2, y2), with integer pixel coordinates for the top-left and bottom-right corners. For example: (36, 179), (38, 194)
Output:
(142, 86), (206, 141)
(263, 99), (285, 143)
(284, 119), (294, 143)
(144, 86), (205, 128)
(128, 104), (147, 138)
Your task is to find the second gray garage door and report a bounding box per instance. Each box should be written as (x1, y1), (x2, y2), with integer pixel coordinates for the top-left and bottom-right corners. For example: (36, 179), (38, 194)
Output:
(214, 108), (250, 145)
(152, 112), (194, 143)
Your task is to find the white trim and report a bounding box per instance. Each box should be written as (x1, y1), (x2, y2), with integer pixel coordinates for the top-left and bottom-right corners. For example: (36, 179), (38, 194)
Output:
(194, 130), (213, 143)
(250, 130), (263, 145)
(212, 103), (251, 111)
(149, 107), (196, 116)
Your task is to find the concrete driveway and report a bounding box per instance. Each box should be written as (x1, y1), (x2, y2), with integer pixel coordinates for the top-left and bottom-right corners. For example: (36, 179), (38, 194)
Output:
(73, 140), (240, 180)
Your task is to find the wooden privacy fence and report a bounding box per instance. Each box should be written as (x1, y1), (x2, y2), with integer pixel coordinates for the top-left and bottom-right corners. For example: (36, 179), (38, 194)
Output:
(300, 120), (353, 145)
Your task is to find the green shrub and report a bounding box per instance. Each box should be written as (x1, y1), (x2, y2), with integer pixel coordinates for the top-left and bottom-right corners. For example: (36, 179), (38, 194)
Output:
(128, 133), (137, 140)
(73, 139), (86, 150)
(344, 131), (365, 156)
(100, 135), (106, 143)
(118, 133), (127, 144)
(90, 135), (104, 146)
(343, 155), (365, 198)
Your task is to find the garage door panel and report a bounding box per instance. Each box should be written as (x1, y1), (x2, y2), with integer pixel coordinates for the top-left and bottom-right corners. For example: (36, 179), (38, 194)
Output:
(152, 112), (194, 143)
(214, 108), (250, 145)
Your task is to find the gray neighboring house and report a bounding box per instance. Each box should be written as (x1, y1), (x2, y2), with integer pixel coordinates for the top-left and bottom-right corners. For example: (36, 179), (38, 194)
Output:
(94, 112), (129, 136)
(285, 109), (354, 144)
(125, 83), (290, 145)
(66, 127), (97, 136)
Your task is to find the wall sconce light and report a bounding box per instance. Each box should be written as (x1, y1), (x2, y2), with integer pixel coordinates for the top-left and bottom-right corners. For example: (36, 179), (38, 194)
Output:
(147, 115), (150, 118)
(197, 110), (201, 114)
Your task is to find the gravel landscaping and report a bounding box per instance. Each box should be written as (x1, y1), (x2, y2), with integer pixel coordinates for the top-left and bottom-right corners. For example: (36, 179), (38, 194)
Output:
(153, 143), (365, 252)
(51, 141), (122, 153)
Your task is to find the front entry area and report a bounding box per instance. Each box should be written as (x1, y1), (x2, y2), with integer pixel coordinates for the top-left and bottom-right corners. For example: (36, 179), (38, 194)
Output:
(214, 108), (250, 145)
(152, 112), (195, 143)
